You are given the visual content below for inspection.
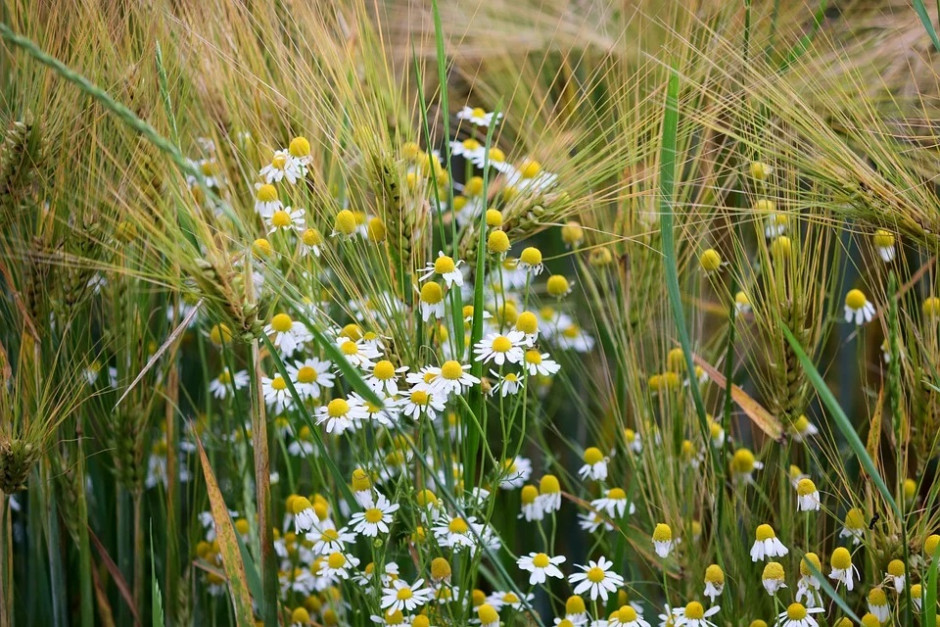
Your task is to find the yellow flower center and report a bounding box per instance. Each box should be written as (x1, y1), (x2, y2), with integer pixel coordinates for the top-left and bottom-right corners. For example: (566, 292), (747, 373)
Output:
(448, 518), (469, 534)
(732, 448), (756, 473)
(888, 559), (905, 577)
(440, 361), (464, 380)
(547, 275), (570, 297)
(617, 606), (638, 622)
(796, 478), (817, 496)
(373, 360), (395, 380)
(763, 562), (784, 580)
(291, 607), (311, 623)
(487, 230), (510, 253)
(334, 209), (357, 235)
(540, 474), (560, 494)
(302, 228), (322, 246)
(844, 508), (866, 530)
(519, 160), (541, 179)
(755, 523), (775, 541)
(363, 508), (383, 523)
(700, 248), (722, 272)
(787, 603), (807, 620)
(520, 247), (542, 266)
(421, 282), (444, 304)
(532, 553), (551, 568)
(322, 528), (339, 542)
(801, 553), (821, 576)
(566, 596), (586, 614)
(471, 107), (486, 119)
(327, 552), (346, 569)
(485, 209), (503, 227)
(869, 588), (887, 605)
(410, 390), (429, 405)
(524, 349), (542, 364)
(257, 184), (278, 202)
(340, 340), (359, 356)
(327, 399), (349, 417)
(653, 523), (672, 542)
(271, 376), (287, 391)
(434, 255), (456, 274)
(271, 313), (293, 333)
(608, 488), (626, 500)
(705, 564), (724, 584)
(684, 602), (705, 620)
(271, 154), (287, 170)
(521, 485), (538, 504)
(491, 336), (512, 353)
(217, 370), (232, 384)
(396, 586), (413, 600)
(845, 289), (867, 310)
(462, 138), (481, 151)
(477, 604), (498, 623)
(873, 229), (895, 248)
(289, 136), (310, 157)
(586, 566), (606, 583)
(584, 447), (604, 465)
(831, 547), (851, 569)
(294, 366), (317, 383)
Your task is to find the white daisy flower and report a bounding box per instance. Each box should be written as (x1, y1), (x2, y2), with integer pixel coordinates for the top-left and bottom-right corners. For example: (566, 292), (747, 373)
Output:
(517, 552), (566, 585)
(839, 508), (866, 545)
(306, 525), (356, 556)
(592, 488), (634, 519)
(398, 386), (446, 421)
(335, 336), (382, 369)
(474, 330), (526, 366)
(578, 447), (609, 481)
(672, 602), (720, 627)
(844, 289), (876, 325)
(431, 514), (487, 552)
(568, 556), (624, 602)
(873, 229), (896, 263)
(652, 524), (676, 558)
(260, 150), (304, 185)
(381, 577), (434, 613)
(762, 562), (787, 595)
(420, 252), (464, 287)
(490, 371), (524, 397)
(703, 565), (724, 602)
(316, 397), (368, 435)
(610, 606), (651, 627)
(457, 106), (502, 127)
(254, 183), (282, 216)
(427, 361), (480, 397)
(287, 358), (335, 399)
(261, 375), (294, 413)
(774, 603), (823, 627)
(266, 206), (306, 235)
(366, 360), (408, 396)
(829, 547), (859, 591)
(750, 524), (788, 561)
(795, 478), (821, 512)
(209, 368), (249, 399)
(349, 494), (399, 537)
(498, 456), (532, 489)
(264, 313), (312, 358)
(320, 551), (359, 581)
(867, 588), (890, 623)
(884, 559), (906, 593)
(578, 511), (614, 533)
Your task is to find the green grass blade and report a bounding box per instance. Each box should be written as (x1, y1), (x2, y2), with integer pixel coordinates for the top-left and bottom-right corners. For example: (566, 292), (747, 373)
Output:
(780, 324), (902, 517)
(800, 551), (861, 623)
(925, 542), (940, 627)
(913, 0), (940, 52)
(150, 524), (165, 627)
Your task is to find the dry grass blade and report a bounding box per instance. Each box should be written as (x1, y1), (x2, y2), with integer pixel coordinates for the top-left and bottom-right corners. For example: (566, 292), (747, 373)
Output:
(693, 354), (784, 440)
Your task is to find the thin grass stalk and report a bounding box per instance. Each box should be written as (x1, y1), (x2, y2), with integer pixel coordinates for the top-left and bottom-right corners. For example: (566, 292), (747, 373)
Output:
(250, 337), (278, 627)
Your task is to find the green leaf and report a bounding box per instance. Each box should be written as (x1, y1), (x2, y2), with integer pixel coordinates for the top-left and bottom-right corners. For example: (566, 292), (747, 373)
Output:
(780, 324), (901, 518)
(150, 524), (165, 627)
(925, 540), (940, 627)
(913, 0), (940, 53)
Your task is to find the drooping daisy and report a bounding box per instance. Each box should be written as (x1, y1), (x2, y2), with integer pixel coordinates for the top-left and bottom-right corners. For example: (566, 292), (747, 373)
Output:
(839, 508), (866, 545)
(290, 497), (318, 533)
(254, 183), (282, 216)
(476, 603), (500, 627)
(829, 547), (859, 591)
(491, 371), (524, 397)
(796, 553), (823, 608)
(349, 494), (399, 538)
(421, 252), (464, 287)
(537, 474), (562, 514)
(381, 578), (434, 613)
(911, 583), (924, 610)
(262, 374), (294, 413)
(762, 562), (787, 595)
(673, 602), (720, 627)
(266, 206), (306, 234)
(518, 247), (545, 275)
(699, 249), (723, 274)
(734, 291), (752, 316)
(775, 603), (823, 627)
(316, 397), (368, 435)
(873, 229), (896, 262)
(867, 588), (890, 623)
(652, 524), (676, 558)
(730, 448), (763, 483)
(287, 426), (315, 456)
(578, 447), (609, 481)
(703, 564), (724, 602)
(592, 488), (634, 519)
(427, 361), (480, 397)
(209, 368), (249, 399)
(844, 289), (876, 325)
(568, 556), (624, 602)
(265, 313), (312, 357)
(795, 478), (821, 512)
(457, 106), (503, 127)
(751, 524), (788, 561)
(884, 559), (906, 593)
(517, 552), (566, 585)
(790, 415), (819, 442)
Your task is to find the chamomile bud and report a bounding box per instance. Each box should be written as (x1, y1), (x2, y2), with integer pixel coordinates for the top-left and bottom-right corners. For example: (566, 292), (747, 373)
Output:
(700, 248), (722, 273)
(487, 229), (510, 254)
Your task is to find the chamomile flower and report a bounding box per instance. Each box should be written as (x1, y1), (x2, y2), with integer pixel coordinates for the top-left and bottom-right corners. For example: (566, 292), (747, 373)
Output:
(775, 603), (823, 627)
(578, 511), (615, 533)
(840, 508), (866, 545)
(673, 602), (720, 627)
(316, 397), (368, 434)
(306, 525), (356, 556)
(432, 514), (486, 552)
(421, 253), (464, 287)
(873, 229), (896, 262)
(321, 551), (359, 581)
(457, 106), (502, 127)
(286, 358), (334, 399)
(751, 524), (788, 561)
(797, 553), (823, 608)
(262, 374), (294, 413)
(260, 149), (304, 184)
(829, 547), (859, 591)
(265, 313), (312, 357)
(762, 562), (787, 595)
(381, 578), (434, 613)
(335, 336), (382, 369)
(652, 524), (675, 558)
(476, 603), (500, 627)
(287, 426), (315, 456)
(427, 361), (480, 397)
(700, 249), (723, 274)
(790, 415), (819, 441)
(731, 448), (763, 483)
(537, 474), (562, 514)
(490, 371), (524, 397)
(517, 552), (566, 585)
(450, 137), (484, 161)
(398, 386), (446, 421)
(610, 605), (651, 627)
(523, 349), (561, 377)
(254, 183), (282, 216)
(419, 282), (446, 321)
(734, 291), (752, 315)
(844, 289), (876, 325)
(486, 590), (533, 611)
(349, 494), (399, 537)
(569, 556), (624, 602)
(592, 488), (634, 518)
(266, 206), (305, 234)
(578, 447), (609, 481)
(364, 360), (408, 397)
(911, 584), (924, 610)
(796, 478), (821, 512)
(209, 368), (249, 399)
(290, 497), (318, 533)
(868, 588), (890, 623)
(474, 330), (526, 365)
(499, 456), (532, 489)
(300, 227), (323, 257)
(703, 565), (724, 601)
(518, 485), (543, 521)
(884, 559), (906, 593)
(519, 247), (545, 275)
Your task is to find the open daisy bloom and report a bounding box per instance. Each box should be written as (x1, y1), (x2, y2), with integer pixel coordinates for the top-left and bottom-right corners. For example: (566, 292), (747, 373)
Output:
(775, 603), (823, 627)
(844, 289), (876, 325)
(568, 556), (624, 602)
